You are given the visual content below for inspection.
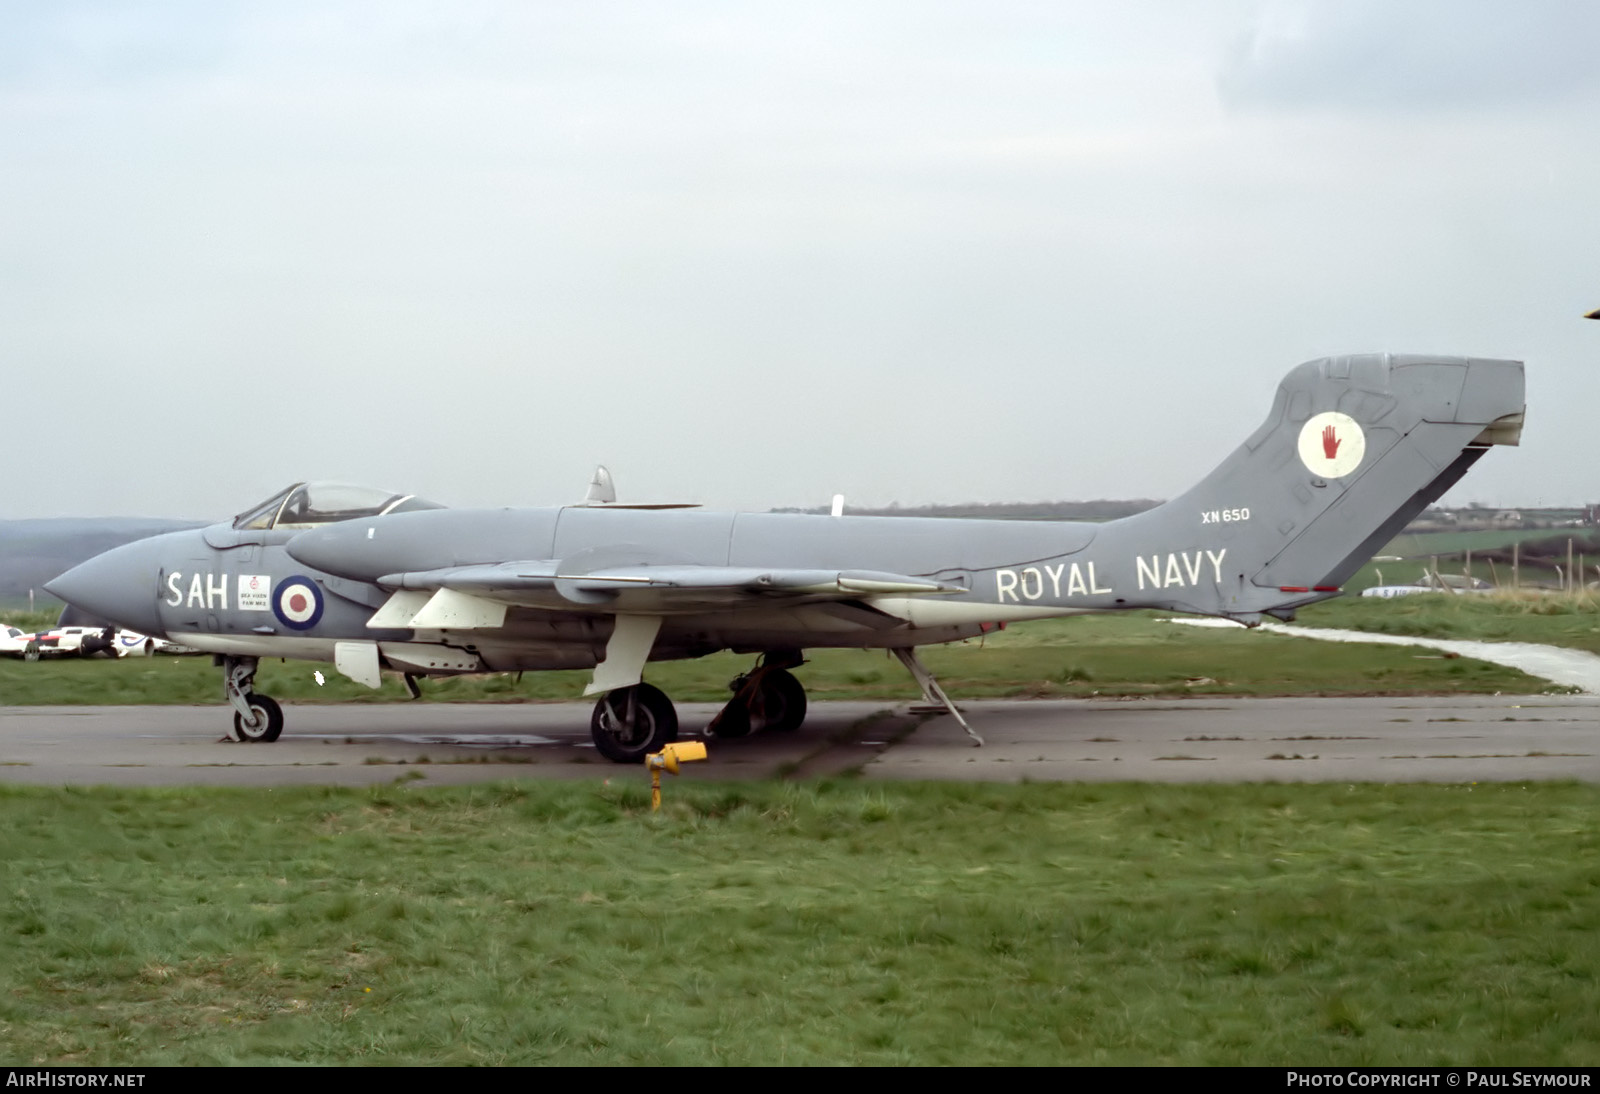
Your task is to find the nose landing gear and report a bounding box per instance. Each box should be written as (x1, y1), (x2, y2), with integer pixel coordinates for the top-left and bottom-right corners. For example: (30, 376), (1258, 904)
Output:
(221, 655), (284, 743)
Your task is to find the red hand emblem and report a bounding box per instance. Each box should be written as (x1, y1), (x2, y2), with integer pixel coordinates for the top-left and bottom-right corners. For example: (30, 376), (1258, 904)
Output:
(1321, 424), (1340, 460)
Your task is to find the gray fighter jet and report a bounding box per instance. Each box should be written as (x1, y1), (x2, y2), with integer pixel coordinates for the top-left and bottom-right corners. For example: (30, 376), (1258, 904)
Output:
(47, 353), (1524, 763)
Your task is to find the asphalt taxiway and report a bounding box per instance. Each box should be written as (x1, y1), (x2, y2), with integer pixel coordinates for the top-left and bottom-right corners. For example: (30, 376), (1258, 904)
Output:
(1, 695), (1596, 786)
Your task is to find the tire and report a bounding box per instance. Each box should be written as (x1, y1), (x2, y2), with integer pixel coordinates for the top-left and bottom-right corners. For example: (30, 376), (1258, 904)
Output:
(708, 697), (752, 738)
(759, 668), (808, 733)
(23, 642), (40, 663)
(233, 693), (284, 743)
(590, 683), (677, 764)
(709, 673), (752, 738)
(710, 667), (807, 737)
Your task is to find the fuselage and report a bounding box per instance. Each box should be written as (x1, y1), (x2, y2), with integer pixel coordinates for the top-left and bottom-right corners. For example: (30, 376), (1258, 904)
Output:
(51, 506), (1158, 674)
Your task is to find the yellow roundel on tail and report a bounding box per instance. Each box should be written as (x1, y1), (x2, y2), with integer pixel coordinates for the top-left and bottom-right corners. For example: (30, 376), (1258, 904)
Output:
(1297, 411), (1365, 478)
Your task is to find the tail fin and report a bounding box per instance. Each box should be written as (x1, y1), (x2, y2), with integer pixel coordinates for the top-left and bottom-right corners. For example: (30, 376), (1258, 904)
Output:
(1108, 353), (1524, 621)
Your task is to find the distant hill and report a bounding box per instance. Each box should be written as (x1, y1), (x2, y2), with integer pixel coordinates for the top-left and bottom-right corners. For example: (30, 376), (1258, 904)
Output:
(0, 518), (204, 603)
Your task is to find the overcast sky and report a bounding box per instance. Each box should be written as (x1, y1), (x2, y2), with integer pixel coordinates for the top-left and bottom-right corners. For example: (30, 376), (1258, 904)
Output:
(3, 1), (1597, 519)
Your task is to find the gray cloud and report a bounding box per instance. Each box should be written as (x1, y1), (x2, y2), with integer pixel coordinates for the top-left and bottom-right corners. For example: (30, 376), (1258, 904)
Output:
(1221, 0), (1600, 111)
(0, 3), (1594, 519)
(0, 1), (241, 87)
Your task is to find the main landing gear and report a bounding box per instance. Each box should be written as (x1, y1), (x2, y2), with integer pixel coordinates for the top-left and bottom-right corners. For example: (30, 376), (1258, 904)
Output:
(706, 650), (807, 739)
(587, 651), (814, 764)
(590, 682), (678, 764)
(221, 655), (283, 743)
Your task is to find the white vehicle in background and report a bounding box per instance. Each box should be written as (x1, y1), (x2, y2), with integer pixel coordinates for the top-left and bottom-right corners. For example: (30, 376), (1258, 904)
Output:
(113, 630), (162, 657)
(1, 624), (31, 658)
(1362, 572), (1494, 598)
(108, 631), (199, 657)
(15, 625), (116, 660)
(10, 625), (190, 660)
(3, 622), (200, 660)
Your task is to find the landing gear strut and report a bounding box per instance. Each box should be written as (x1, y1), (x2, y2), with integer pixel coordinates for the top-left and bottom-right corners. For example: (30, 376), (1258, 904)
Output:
(590, 682), (678, 764)
(221, 655), (283, 743)
(707, 650), (808, 738)
(892, 647), (983, 746)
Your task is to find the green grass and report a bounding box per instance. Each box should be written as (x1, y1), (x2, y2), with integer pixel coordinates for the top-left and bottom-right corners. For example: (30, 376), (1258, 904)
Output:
(1383, 528), (1577, 558)
(0, 780), (1595, 1065)
(1299, 592), (1600, 655)
(1334, 529), (1585, 593)
(0, 609), (60, 633)
(0, 613), (1546, 706)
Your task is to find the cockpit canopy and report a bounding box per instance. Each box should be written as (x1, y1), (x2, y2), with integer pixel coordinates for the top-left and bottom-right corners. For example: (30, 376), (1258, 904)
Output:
(232, 482), (445, 531)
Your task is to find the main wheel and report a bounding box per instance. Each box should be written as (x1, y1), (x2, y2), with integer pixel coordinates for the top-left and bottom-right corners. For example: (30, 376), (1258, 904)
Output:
(759, 668), (808, 733)
(708, 698), (751, 739)
(23, 641), (39, 663)
(709, 673), (753, 739)
(590, 683), (678, 764)
(233, 693), (284, 743)
(709, 668), (808, 737)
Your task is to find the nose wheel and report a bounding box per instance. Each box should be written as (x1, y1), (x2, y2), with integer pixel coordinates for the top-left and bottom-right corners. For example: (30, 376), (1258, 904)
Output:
(221, 656), (284, 743)
(233, 693), (284, 743)
(590, 682), (678, 763)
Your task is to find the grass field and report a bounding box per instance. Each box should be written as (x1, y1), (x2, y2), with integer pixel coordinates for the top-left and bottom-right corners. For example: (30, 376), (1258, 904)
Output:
(1382, 528), (1578, 558)
(1298, 592), (1600, 655)
(0, 612), (1546, 706)
(0, 598), (63, 617)
(0, 608), (60, 634)
(0, 780), (1595, 1065)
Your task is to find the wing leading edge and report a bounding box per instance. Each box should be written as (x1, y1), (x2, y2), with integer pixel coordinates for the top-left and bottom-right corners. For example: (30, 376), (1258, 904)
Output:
(365, 562), (964, 628)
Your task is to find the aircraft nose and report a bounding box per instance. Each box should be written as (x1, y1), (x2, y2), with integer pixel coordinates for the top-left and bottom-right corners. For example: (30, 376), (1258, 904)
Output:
(43, 531), (186, 636)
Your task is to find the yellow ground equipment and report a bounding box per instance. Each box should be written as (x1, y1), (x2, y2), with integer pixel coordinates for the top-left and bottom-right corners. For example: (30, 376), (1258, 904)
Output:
(646, 740), (707, 811)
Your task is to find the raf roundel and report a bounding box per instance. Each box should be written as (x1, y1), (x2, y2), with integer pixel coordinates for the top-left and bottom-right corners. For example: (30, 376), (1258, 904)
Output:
(1297, 411), (1366, 479)
(272, 576), (325, 631)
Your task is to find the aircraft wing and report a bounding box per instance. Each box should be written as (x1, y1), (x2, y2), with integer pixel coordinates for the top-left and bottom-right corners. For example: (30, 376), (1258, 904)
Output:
(367, 562), (963, 628)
